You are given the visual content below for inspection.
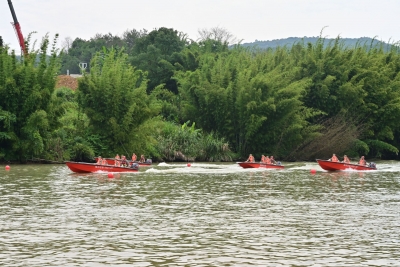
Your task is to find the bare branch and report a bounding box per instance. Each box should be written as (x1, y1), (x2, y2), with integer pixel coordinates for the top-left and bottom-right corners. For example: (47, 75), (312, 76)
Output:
(197, 27), (238, 44)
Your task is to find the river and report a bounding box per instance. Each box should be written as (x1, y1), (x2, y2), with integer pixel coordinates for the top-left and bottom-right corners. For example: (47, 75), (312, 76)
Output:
(1, 161), (400, 266)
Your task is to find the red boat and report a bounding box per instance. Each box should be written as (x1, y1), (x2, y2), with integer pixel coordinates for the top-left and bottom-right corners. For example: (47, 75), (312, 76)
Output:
(237, 162), (284, 169)
(316, 159), (377, 171)
(66, 161), (139, 173)
(94, 157), (152, 167)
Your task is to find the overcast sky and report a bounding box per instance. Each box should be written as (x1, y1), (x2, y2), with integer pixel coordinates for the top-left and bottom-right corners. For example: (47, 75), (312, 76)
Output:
(1, 0), (399, 52)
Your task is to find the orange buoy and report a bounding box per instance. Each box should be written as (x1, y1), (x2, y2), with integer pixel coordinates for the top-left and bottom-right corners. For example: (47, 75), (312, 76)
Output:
(107, 172), (114, 178)
(5, 165), (10, 170)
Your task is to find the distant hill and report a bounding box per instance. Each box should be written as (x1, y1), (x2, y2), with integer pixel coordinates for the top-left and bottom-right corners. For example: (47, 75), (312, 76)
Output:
(240, 37), (397, 51)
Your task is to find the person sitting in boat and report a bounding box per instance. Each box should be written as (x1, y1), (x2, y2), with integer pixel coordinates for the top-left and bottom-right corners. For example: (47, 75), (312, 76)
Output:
(102, 158), (108, 165)
(114, 158), (121, 167)
(132, 153), (137, 162)
(114, 154), (121, 166)
(139, 154), (146, 163)
(358, 156), (366, 166)
(96, 156), (102, 164)
(343, 155), (351, 164)
(246, 154), (255, 163)
(330, 154), (339, 162)
(260, 155), (266, 163)
(270, 156), (277, 164)
(120, 155), (129, 167)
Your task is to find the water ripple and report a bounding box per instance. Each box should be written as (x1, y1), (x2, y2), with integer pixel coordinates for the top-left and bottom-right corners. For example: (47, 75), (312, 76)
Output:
(0, 162), (400, 266)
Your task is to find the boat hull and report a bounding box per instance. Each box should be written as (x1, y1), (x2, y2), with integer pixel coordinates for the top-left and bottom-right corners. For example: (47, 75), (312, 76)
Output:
(316, 159), (376, 171)
(94, 157), (152, 167)
(66, 161), (139, 173)
(237, 162), (284, 169)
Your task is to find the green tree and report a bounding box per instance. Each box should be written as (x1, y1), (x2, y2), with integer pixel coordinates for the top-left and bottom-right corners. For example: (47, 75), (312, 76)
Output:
(0, 34), (61, 162)
(76, 47), (161, 157)
(131, 27), (189, 93)
(176, 45), (320, 159)
(298, 37), (400, 158)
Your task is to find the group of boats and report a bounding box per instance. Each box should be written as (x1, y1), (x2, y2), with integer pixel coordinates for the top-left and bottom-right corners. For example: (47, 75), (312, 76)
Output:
(237, 158), (377, 171)
(66, 156), (377, 173)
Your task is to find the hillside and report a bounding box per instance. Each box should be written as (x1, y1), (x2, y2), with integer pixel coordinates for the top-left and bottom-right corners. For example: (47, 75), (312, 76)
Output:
(240, 37), (396, 50)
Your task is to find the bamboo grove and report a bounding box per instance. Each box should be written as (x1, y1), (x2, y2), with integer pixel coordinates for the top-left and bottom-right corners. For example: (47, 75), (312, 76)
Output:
(1, 29), (400, 163)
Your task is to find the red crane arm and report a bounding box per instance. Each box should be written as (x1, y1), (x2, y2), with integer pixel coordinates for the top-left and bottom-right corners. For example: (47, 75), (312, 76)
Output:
(7, 0), (27, 55)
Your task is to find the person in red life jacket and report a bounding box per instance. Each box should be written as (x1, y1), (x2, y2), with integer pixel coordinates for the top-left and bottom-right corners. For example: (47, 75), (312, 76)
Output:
(264, 156), (271, 164)
(113, 154), (120, 166)
(132, 153), (137, 162)
(102, 158), (107, 165)
(270, 156), (277, 164)
(120, 155), (128, 167)
(358, 156), (366, 166)
(343, 155), (351, 164)
(139, 154), (146, 163)
(96, 156), (102, 164)
(246, 154), (255, 163)
(330, 154), (339, 162)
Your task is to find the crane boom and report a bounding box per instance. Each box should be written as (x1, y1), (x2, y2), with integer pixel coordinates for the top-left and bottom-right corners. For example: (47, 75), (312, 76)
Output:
(7, 0), (27, 55)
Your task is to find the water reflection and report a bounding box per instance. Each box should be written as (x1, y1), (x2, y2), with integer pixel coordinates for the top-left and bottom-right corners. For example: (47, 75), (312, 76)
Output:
(0, 162), (400, 266)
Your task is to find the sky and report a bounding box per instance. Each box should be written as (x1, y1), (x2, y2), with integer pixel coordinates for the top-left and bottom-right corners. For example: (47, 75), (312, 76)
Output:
(1, 0), (399, 52)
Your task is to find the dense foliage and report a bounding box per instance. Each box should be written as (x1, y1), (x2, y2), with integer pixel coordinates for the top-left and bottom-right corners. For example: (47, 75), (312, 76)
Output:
(2, 29), (400, 162)
(76, 47), (160, 158)
(60, 29), (147, 74)
(175, 45), (320, 159)
(0, 34), (61, 162)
